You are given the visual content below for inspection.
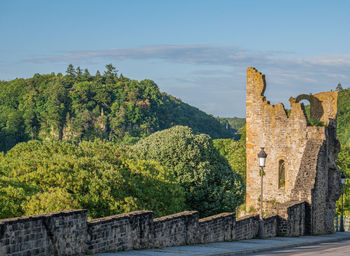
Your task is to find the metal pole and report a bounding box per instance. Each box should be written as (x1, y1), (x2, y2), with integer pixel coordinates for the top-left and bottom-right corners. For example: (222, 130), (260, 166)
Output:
(340, 191), (345, 232)
(259, 166), (264, 238)
(336, 214), (339, 232)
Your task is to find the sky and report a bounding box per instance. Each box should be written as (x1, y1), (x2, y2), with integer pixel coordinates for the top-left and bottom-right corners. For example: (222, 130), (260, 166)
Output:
(1, 0), (350, 117)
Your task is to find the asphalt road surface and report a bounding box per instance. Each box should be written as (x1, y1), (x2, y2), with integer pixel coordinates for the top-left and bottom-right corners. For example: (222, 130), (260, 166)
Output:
(249, 239), (350, 256)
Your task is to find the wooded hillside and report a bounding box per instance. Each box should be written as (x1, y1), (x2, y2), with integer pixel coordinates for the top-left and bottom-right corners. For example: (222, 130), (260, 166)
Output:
(0, 64), (237, 152)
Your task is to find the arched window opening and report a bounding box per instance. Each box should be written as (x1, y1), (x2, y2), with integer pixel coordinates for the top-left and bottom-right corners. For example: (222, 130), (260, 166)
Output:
(295, 94), (324, 124)
(278, 160), (285, 188)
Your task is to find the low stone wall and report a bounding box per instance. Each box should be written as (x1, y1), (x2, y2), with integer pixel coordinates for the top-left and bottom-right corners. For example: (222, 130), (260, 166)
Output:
(0, 201), (308, 255)
(199, 212), (235, 243)
(263, 216), (277, 237)
(235, 214), (259, 240)
(87, 211), (153, 254)
(153, 211), (198, 247)
(277, 202), (306, 236)
(0, 210), (87, 256)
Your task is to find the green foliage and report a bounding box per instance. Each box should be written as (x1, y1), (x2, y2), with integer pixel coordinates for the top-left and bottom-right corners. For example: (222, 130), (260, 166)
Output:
(0, 140), (185, 218)
(337, 89), (350, 146)
(300, 104), (325, 127)
(23, 188), (80, 215)
(0, 65), (235, 152)
(308, 119), (325, 127)
(216, 117), (245, 130)
(213, 126), (246, 181)
(132, 126), (245, 217)
(336, 145), (350, 215)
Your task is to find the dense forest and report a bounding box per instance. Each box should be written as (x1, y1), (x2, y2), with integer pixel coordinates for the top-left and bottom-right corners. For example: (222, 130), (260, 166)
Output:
(0, 64), (237, 152)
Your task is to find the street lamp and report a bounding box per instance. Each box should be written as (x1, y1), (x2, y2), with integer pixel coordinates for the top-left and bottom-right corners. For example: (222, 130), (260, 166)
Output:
(340, 172), (346, 232)
(258, 147), (267, 238)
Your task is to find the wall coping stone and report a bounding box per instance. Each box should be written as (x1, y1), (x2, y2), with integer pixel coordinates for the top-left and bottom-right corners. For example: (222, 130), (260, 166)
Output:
(199, 212), (235, 223)
(154, 211), (198, 222)
(0, 209), (87, 224)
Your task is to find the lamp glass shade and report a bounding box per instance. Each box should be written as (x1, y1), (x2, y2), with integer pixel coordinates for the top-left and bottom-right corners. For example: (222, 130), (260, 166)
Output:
(259, 157), (266, 167)
(257, 147), (267, 167)
(341, 173), (346, 185)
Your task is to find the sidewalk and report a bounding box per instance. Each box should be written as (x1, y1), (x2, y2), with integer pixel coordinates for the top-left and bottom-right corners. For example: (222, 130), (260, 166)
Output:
(95, 232), (350, 256)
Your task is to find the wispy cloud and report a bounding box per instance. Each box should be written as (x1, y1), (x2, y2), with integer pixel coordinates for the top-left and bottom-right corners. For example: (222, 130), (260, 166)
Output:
(25, 44), (350, 68)
(24, 45), (350, 116)
(25, 45), (350, 85)
(26, 45), (247, 64)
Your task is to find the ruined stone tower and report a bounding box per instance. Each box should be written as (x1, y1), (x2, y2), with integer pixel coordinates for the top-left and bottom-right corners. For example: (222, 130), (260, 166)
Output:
(246, 67), (341, 234)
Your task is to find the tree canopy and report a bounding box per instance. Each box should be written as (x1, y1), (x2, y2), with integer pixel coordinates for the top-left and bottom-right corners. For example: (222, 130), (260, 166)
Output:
(213, 126), (246, 180)
(132, 126), (245, 217)
(0, 140), (185, 219)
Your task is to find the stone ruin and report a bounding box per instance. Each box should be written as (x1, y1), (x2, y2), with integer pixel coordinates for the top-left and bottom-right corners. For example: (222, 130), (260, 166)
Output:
(245, 67), (342, 234)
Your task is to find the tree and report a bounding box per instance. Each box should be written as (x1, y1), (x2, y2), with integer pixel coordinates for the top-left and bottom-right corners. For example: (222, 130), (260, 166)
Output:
(42, 81), (69, 140)
(66, 64), (76, 77)
(132, 126), (245, 217)
(83, 68), (91, 80)
(336, 83), (344, 91)
(18, 89), (39, 140)
(213, 126), (246, 180)
(76, 66), (82, 80)
(23, 188), (80, 215)
(104, 64), (118, 83)
(0, 140), (185, 218)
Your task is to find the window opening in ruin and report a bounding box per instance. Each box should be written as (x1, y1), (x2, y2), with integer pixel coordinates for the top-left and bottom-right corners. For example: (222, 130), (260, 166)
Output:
(278, 160), (286, 188)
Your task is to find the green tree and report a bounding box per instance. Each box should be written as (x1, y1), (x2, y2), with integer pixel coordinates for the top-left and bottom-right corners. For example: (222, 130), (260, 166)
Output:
(213, 126), (246, 180)
(132, 126), (245, 217)
(0, 140), (185, 218)
(42, 81), (69, 140)
(18, 88), (39, 139)
(66, 64), (76, 77)
(336, 146), (350, 215)
(104, 64), (118, 83)
(336, 83), (344, 91)
(23, 187), (80, 215)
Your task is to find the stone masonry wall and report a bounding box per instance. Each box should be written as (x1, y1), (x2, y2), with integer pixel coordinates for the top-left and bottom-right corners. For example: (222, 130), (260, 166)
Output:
(0, 210), (87, 256)
(198, 212), (235, 243)
(87, 211), (153, 254)
(245, 67), (341, 234)
(0, 202), (306, 255)
(153, 211), (199, 247)
(234, 215), (259, 240)
(263, 216), (277, 238)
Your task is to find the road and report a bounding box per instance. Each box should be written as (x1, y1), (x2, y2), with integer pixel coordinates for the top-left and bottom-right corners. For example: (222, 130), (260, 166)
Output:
(250, 239), (350, 256)
(96, 232), (350, 256)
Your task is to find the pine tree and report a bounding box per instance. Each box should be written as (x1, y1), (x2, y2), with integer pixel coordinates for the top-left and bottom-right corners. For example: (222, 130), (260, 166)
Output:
(336, 83), (344, 91)
(66, 64), (76, 77)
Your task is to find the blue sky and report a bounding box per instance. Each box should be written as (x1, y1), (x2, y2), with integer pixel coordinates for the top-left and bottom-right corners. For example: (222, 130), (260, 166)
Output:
(1, 0), (350, 117)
